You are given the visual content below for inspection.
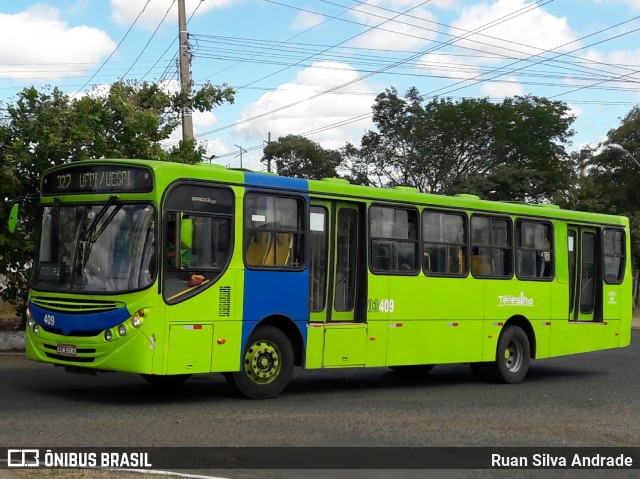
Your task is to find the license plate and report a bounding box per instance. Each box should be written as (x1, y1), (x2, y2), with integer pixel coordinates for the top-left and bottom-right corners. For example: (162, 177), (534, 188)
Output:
(57, 344), (77, 357)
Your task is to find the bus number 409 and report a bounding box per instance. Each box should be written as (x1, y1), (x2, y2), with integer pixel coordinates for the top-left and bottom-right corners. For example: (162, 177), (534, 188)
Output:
(368, 299), (395, 313)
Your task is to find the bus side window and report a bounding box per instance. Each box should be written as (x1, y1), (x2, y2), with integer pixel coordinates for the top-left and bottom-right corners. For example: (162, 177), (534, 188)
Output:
(422, 210), (467, 276)
(516, 220), (553, 280)
(471, 215), (512, 278)
(244, 193), (305, 269)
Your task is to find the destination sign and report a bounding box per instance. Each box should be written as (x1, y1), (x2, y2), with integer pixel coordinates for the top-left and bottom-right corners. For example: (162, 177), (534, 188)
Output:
(42, 165), (153, 195)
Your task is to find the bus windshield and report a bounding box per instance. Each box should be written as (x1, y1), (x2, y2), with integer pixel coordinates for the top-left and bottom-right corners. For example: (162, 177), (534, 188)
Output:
(32, 202), (156, 293)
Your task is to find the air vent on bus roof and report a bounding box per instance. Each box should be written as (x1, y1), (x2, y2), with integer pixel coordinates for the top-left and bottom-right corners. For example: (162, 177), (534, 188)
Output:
(321, 178), (350, 184)
(392, 186), (418, 192)
(454, 194), (481, 200)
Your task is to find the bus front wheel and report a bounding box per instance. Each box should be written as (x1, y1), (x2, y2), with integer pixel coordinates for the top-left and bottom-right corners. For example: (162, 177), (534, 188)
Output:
(471, 326), (530, 384)
(228, 325), (294, 399)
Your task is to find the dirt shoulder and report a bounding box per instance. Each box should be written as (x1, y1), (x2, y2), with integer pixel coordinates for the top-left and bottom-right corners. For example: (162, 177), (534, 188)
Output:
(0, 300), (21, 330)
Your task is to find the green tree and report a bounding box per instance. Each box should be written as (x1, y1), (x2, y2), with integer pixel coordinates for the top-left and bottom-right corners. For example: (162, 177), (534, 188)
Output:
(263, 134), (343, 180)
(348, 87), (576, 202)
(0, 81), (234, 322)
(576, 107), (640, 282)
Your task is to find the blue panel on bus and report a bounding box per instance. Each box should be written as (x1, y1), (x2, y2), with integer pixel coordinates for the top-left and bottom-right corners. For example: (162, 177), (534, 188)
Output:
(242, 270), (310, 357)
(29, 301), (130, 336)
(243, 172), (308, 191)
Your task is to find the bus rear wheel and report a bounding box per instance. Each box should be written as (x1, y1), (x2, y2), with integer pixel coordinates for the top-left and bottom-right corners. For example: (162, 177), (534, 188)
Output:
(227, 325), (294, 399)
(471, 326), (530, 384)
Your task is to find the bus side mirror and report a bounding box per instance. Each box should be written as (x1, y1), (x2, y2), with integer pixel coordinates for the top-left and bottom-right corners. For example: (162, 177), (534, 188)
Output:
(8, 203), (19, 233)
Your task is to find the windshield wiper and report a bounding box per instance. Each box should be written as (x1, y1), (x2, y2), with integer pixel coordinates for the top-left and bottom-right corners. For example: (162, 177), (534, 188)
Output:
(82, 195), (118, 242)
(80, 196), (121, 269)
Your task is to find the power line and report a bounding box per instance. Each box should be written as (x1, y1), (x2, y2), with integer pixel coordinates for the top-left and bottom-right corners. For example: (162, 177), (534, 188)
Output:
(122, 0), (176, 80)
(189, 0), (552, 142)
(198, 0), (361, 83)
(72, 0), (152, 96)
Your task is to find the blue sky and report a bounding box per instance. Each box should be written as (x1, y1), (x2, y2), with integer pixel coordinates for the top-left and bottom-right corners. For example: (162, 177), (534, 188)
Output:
(2, 0), (640, 170)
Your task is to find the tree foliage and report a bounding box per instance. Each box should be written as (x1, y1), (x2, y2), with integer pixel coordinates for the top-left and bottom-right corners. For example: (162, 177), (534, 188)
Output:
(347, 87), (576, 202)
(574, 107), (640, 270)
(0, 81), (234, 320)
(263, 134), (343, 180)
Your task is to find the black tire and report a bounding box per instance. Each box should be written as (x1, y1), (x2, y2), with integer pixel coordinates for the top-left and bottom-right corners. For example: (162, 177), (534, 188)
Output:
(476, 326), (530, 384)
(228, 325), (294, 399)
(389, 365), (435, 375)
(141, 374), (191, 387)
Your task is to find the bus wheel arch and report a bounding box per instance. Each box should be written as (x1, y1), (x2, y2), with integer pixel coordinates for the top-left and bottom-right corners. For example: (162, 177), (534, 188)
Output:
(228, 316), (301, 399)
(504, 315), (536, 359)
(472, 316), (534, 384)
(255, 315), (304, 367)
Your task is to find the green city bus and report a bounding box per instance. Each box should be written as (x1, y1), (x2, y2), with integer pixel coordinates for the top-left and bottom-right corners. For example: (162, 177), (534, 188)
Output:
(21, 159), (632, 398)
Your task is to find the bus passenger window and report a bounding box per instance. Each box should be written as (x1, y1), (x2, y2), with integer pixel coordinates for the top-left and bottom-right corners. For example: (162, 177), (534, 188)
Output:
(370, 206), (419, 274)
(603, 229), (625, 284)
(244, 193), (305, 269)
(422, 211), (467, 276)
(471, 215), (512, 278)
(516, 221), (552, 280)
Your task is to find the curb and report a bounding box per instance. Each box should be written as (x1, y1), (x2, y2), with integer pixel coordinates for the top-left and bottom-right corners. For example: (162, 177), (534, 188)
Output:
(0, 331), (25, 352)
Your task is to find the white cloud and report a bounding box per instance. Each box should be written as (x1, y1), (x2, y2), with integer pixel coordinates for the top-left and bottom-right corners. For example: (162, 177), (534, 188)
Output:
(579, 48), (640, 98)
(451, 0), (577, 58)
(234, 62), (375, 149)
(417, 1), (579, 96)
(419, 52), (485, 81)
(292, 11), (326, 30)
(0, 5), (115, 80)
(622, 0), (640, 10)
(480, 76), (525, 97)
(110, 0), (240, 28)
(193, 110), (218, 128)
(348, 1), (437, 50)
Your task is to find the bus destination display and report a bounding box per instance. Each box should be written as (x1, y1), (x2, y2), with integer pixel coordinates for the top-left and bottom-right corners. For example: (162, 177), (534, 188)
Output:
(42, 165), (153, 195)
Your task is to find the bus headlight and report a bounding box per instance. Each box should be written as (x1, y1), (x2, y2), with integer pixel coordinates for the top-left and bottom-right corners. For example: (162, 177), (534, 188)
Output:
(104, 330), (113, 341)
(33, 323), (39, 334)
(118, 324), (127, 337)
(131, 315), (142, 328)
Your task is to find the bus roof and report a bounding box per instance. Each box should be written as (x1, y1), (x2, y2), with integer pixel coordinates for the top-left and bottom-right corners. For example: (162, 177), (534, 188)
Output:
(44, 159), (628, 227)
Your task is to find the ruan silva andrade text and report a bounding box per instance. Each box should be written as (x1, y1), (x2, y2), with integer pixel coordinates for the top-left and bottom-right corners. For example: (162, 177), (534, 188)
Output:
(492, 453), (633, 468)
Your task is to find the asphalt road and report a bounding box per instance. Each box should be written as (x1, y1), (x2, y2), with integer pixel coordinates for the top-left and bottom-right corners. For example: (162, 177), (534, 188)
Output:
(1, 332), (639, 478)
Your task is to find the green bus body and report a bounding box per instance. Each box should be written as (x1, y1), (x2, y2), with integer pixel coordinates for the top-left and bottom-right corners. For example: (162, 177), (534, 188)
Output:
(24, 159), (632, 398)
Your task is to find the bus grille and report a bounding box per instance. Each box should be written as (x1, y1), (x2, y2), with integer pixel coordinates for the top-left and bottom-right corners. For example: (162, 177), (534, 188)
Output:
(31, 297), (121, 314)
(44, 353), (95, 363)
(219, 286), (231, 317)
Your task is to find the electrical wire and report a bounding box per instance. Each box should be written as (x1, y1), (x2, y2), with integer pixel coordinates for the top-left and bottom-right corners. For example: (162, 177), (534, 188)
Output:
(72, 0), (152, 96)
(122, 0), (176, 80)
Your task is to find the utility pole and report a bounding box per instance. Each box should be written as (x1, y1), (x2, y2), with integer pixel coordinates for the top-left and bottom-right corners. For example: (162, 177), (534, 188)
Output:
(178, 0), (194, 142)
(263, 132), (272, 172)
(234, 144), (247, 169)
